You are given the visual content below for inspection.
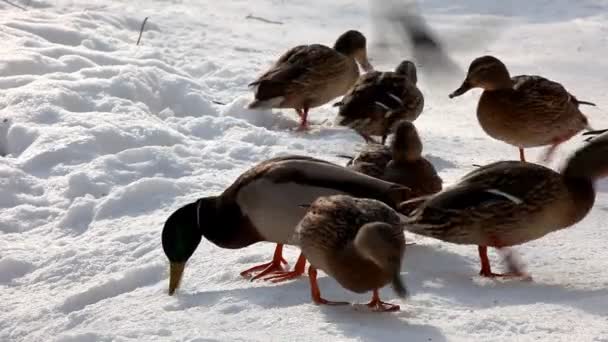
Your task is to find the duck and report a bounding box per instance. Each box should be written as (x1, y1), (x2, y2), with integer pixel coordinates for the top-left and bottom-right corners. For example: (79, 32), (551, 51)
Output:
(162, 155), (411, 295)
(334, 60), (423, 144)
(401, 131), (608, 278)
(449, 55), (594, 162)
(348, 121), (442, 204)
(248, 30), (373, 131)
(292, 195), (407, 311)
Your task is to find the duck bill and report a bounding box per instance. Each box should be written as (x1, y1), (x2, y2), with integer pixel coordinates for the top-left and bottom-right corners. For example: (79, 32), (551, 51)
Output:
(392, 272), (408, 298)
(356, 51), (374, 72)
(168, 261), (186, 296)
(361, 59), (374, 72)
(449, 80), (473, 98)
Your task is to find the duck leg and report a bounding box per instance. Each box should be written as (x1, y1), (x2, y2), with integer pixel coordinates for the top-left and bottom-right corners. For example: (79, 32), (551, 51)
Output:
(366, 288), (400, 312)
(542, 134), (574, 162)
(263, 252), (307, 283)
(240, 244), (287, 280)
(296, 108), (310, 131)
(478, 246), (531, 279)
(308, 266), (349, 305)
(518, 148), (526, 162)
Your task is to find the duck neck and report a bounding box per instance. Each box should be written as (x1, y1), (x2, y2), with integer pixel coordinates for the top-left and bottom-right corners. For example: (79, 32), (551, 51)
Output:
(562, 175), (596, 225)
(200, 198), (263, 249)
(483, 70), (513, 91)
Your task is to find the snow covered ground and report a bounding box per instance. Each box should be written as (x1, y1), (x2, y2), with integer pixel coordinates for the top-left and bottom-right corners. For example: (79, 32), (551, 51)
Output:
(1, 0), (608, 341)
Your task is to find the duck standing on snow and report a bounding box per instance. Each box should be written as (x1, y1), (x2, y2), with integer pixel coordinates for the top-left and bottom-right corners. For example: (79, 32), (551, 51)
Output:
(248, 30), (373, 131)
(449, 55), (594, 162)
(161, 156), (411, 295)
(402, 131), (608, 278)
(293, 195), (407, 311)
(335, 60), (423, 144)
(347, 121), (442, 202)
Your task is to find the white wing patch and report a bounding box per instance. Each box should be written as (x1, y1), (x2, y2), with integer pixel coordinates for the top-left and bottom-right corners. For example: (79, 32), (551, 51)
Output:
(388, 93), (403, 105)
(375, 101), (391, 110)
(485, 189), (523, 204)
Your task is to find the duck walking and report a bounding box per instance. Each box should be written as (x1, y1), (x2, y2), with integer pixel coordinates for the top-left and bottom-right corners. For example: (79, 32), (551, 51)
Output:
(293, 195), (407, 311)
(335, 60), (423, 144)
(402, 131), (608, 278)
(248, 30), (373, 130)
(449, 55), (594, 162)
(162, 156), (411, 295)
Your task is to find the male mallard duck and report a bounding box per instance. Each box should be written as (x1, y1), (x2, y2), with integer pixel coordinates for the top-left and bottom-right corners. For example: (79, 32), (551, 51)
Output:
(248, 30), (373, 130)
(348, 121), (442, 201)
(335, 60), (423, 144)
(293, 195), (407, 311)
(162, 156), (411, 295)
(449, 55), (594, 162)
(402, 131), (608, 278)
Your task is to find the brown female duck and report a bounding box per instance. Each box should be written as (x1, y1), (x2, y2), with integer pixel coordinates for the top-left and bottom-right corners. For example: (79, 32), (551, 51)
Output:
(449, 55), (594, 162)
(292, 195), (407, 311)
(348, 121), (442, 202)
(402, 131), (608, 278)
(248, 30), (373, 130)
(162, 156), (411, 295)
(335, 60), (423, 144)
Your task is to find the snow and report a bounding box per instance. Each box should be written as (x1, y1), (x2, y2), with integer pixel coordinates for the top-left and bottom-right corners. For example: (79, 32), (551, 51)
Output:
(1, 0), (608, 341)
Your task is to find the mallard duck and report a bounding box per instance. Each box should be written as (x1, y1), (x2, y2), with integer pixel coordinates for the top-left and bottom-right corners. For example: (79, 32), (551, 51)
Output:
(348, 121), (442, 203)
(401, 131), (608, 278)
(162, 156), (411, 295)
(449, 55), (594, 162)
(335, 60), (423, 144)
(248, 30), (373, 130)
(292, 195), (407, 311)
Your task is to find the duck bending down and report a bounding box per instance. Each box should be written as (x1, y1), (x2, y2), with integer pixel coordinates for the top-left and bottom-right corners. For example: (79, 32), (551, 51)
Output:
(248, 30), (373, 131)
(402, 132), (608, 278)
(161, 156), (411, 295)
(292, 195), (407, 311)
(449, 55), (594, 162)
(335, 60), (423, 144)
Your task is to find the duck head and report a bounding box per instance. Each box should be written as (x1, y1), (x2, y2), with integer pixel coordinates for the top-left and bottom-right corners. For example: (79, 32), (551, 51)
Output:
(162, 197), (217, 296)
(564, 131), (608, 181)
(392, 120), (422, 163)
(354, 222), (407, 298)
(334, 30), (374, 72)
(449, 55), (512, 98)
(395, 60), (418, 85)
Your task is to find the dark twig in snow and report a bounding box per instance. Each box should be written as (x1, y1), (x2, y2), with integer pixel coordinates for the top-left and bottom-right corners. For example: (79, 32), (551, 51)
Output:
(136, 17), (149, 45)
(1, 0), (27, 10)
(245, 14), (283, 25)
(212, 100), (227, 105)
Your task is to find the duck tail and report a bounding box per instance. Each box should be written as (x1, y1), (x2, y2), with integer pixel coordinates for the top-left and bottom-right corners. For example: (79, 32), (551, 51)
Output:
(247, 96), (284, 110)
(576, 100), (596, 107)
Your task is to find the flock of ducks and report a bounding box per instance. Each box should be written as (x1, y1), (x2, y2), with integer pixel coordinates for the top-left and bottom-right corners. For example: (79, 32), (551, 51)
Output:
(161, 30), (608, 312)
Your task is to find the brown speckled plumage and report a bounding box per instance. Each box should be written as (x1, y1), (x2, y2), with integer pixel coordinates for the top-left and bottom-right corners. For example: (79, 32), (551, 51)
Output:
(335, 60), (423, 144)
(450, 56), (593, 161)
(404, 133), (608, 276)
(248, 30), (372, 128)
(348, 122), (442, 200)
(293, 195), (407, 301)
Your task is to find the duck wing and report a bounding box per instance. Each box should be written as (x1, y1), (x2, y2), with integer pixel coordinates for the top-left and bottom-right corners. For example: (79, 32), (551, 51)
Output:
(251, 44), (349, 101)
